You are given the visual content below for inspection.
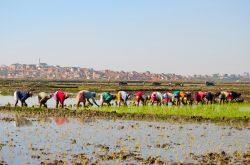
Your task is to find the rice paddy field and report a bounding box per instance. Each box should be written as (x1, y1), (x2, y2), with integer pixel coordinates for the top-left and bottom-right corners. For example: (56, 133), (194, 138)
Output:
(0, 80), (250, 101)
(0, 80), (250, 164)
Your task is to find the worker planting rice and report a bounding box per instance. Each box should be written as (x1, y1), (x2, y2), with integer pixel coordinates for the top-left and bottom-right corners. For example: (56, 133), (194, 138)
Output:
(54, 90), (69, 108)
(135, 91), (150, 106)
(14, 91), (33, 107)
(194, 91), (206, 105)
(203, 92), (217, 104)
(38, 92), (53, 108)
(227, 91), (242, 102)
(162, 92), (174, 105)
(100, 92), (116, 106)
(76, 90), (99, 108)
(151, 92), (163, 106)
(117, 91), (131, 106)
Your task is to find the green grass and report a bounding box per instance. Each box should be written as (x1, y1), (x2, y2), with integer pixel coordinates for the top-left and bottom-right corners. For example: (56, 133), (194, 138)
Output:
(88, 103), (250, 119)
(1, 103), (250, 121)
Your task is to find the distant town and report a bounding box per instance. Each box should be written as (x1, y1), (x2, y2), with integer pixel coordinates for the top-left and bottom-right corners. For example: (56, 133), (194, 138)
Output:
(0, 62), (249, 82)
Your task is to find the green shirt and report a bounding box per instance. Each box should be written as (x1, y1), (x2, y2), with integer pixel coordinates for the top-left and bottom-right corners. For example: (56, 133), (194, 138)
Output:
(102, 92), (113, 102)
(172, 90), (180, 96)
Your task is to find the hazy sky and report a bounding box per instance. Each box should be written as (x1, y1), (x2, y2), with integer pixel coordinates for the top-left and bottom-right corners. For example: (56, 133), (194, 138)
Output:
(0, 0), (249, 75)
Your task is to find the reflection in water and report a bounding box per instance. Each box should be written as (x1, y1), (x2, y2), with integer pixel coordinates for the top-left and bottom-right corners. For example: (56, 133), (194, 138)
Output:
(54, 117), (68, 126)
(0, 116), (249, 165)
(239, 107), (250, 112)
(38, 117), (52, 123)
(14, 115), (32, 127)
(76, 117), (96, 124)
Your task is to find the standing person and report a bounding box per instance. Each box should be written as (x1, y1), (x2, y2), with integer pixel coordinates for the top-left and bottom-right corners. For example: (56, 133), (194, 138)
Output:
(38, 92), (52, 108)
(151, 92), (163, 106)
(117, 91), (130, 106)
(100, 92), (116, 106)
(14, 91), (32, 107)
(76, 90), (99, 108)
(135, 91), (150, 106)
(54, 90), (69, 108)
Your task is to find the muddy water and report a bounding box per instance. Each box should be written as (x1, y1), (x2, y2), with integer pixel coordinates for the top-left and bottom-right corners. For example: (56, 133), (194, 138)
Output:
(0, 113), (249, 164)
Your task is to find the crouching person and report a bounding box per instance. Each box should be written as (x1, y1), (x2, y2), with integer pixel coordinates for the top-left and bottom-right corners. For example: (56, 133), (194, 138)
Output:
(184, 92), (193, 105)
(218, 91), (230, 104)
(162, 92), (174, 105)
(172, 90), (181, 106)
(194, 91), (206, 105)
(100, 92), (116, 106)
(76, 90), (99, 108)
(135, 91), (149, 106)
(14, 91), (32, 107)
(227, 91), (241, 102)
(38, 92), (52, 108)
(151, 92), (163, 106)
(54, 90), (69, 108)
(117, 91), (131, 106)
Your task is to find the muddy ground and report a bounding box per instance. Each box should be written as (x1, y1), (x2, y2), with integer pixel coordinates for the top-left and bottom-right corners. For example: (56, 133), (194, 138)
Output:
(0, 112), (249, 165)
(0, 106), (249, 128)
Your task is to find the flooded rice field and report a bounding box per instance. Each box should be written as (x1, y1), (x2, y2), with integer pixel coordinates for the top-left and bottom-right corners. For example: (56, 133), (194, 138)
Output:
(0, 112), (249, 164)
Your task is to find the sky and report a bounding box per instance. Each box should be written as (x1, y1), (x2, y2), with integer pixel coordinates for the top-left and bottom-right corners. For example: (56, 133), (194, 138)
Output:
(0, 0), (249, 75)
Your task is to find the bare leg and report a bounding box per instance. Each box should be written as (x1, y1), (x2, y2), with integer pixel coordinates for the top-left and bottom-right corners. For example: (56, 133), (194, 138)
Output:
(22, 101), (27, 107)
(38, 97), (41, 105)
(61, 101), (64, 108)
(56, 100), (59, 108)
(40, 100), (46, 108)
(177, 99), (180, 106)
(77, 101), (80, 109)
(15, 100), (18, 107)
(137, 101), (140, 106)
(87, 99), (93, 106)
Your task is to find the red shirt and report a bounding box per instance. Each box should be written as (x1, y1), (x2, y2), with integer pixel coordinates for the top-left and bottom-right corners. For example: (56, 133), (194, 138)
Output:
(136, 92), (144, 97)
(56, 91), (66, 104)
(198, 91), (205, 99)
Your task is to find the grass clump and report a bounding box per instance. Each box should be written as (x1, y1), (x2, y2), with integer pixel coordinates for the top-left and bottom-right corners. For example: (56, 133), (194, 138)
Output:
(90, 103), (250, 119)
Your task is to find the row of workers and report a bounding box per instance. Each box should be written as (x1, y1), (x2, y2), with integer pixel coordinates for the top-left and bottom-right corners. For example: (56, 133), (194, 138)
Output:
(14, 90), (131, 108)
(13, 90), (241, 108)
